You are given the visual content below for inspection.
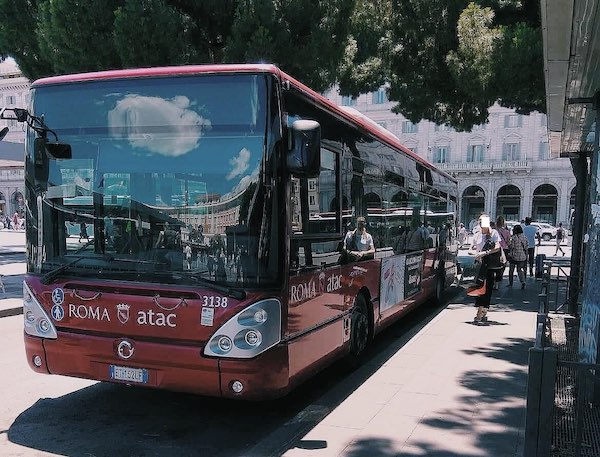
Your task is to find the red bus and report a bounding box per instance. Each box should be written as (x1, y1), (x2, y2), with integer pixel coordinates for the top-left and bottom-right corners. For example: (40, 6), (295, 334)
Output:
(9, 64), (458, 399)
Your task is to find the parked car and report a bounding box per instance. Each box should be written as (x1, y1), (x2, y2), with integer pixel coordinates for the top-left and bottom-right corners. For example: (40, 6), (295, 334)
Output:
(531, 222), (558, 241)
(505, 220), (521, 232)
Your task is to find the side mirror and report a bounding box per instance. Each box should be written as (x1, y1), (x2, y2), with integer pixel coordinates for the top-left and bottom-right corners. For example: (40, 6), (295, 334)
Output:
(34, 137), (72, 160)
(287, 120), (321, 178)
(46, 142), (72, 159)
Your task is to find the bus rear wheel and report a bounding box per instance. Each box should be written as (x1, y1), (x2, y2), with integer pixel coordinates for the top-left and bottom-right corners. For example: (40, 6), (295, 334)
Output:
(349, 295), (370, 359)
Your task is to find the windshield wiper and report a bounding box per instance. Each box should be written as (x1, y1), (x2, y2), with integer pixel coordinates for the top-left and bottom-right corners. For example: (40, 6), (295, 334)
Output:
(41, 253), (114, 285)
(176, 272), (246, 300)
(41, 256), (88, 285)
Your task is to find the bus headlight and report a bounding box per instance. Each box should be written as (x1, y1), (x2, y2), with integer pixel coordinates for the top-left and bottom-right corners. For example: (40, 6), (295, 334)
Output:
(204, 299), (281, 359)
(23, 281), (57, 339)
(244, 330), (262, 346)
(217, 336), (233, 353)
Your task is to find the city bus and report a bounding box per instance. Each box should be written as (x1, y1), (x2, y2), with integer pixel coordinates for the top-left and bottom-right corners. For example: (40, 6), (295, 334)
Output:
(8, 64), (458, 399)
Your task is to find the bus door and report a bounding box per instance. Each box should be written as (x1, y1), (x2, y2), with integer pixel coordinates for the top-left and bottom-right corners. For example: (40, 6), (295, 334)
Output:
(287, 148), (345, 377)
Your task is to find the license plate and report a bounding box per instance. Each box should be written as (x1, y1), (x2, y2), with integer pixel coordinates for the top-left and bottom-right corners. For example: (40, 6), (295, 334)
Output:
(109, 365), (148, 384)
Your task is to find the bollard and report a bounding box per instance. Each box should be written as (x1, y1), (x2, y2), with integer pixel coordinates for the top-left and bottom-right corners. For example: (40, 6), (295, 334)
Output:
(524, 346), (558, 457)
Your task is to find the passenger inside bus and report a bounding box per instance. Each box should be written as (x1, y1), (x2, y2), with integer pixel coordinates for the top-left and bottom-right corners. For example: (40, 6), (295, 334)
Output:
(342, 216), (375, 262)
(402, 218), (429, 252)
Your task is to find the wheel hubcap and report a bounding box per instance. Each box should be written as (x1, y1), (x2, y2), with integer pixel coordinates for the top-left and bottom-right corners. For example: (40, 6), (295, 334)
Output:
(351, 309), (368, 355)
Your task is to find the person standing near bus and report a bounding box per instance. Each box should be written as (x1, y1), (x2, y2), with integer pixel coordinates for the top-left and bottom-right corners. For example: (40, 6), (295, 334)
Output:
(507, 224), (528, 288)
(468, 214), (501, 323)
(523, 217), (538, 277)
(495, 216), (511, 289)
(343, 216), (375, 261)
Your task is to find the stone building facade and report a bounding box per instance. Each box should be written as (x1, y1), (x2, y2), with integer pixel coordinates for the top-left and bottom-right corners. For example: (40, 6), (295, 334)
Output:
(327, 88), (576, 228)
(0, 59), (27, 218)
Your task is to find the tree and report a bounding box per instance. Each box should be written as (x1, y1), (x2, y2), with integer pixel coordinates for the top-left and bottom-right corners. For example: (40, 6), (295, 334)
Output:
(36, 0), (123, 75)
(114, 0), (205, 67)
(224, 0), (356, 92)
(0, 0), (544, 131)
(340, 0), (544, 130)
(166, 0), (239, 64)
(337, 0), (391, 96)
(0, 0), (54, 80)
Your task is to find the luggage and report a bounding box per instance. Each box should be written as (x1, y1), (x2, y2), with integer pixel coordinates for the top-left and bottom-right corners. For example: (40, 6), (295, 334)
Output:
(458, 257), (484, 289)
(535, 253), (546, 278)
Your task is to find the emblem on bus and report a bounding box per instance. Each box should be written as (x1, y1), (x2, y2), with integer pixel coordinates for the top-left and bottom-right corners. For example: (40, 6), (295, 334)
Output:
(116, 340), (134, 360)
(51, 304), (64, 321)
(51, 288), (65, 305)
(116, 303), (130, 324)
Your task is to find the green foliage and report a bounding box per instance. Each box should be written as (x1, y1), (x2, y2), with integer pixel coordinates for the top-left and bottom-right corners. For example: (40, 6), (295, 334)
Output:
(0, 0), (544, 131)
(387, 0), (483, 130)
(337, 0), (390, 96)
(0, 0), (53, 80)
(224, 0), (355, 92)
(114, 0), (205, 67)
(339, 0), (544, 130)
(492, 21), (544, 114)
(36, 0), (122, 75)
(165, 1), (239, 63)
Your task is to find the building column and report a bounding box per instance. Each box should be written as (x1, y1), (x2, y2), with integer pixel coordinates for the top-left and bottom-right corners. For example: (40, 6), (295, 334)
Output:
(486, 179), (494, 216)
(522, 178), (533, 219)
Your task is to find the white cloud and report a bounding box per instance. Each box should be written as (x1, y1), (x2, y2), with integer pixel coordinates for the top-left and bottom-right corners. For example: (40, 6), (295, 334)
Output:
(107, 95), (210, 156)
(227, 148), (251, 180)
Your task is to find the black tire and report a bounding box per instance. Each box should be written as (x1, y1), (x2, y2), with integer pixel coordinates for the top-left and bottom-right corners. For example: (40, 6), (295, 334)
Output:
(543, 234), (552, 241)
(348, 295), (370, 361)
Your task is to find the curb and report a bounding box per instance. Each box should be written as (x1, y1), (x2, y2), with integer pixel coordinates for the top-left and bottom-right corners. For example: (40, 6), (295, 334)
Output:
(0, 306), (23, 318)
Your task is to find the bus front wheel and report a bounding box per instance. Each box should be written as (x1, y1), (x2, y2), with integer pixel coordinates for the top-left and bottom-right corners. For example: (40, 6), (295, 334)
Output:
(349, 295), (370, 359)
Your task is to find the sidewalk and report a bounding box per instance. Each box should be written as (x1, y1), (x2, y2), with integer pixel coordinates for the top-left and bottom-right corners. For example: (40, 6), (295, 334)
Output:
(249, 276), (544, 457)
(0, 229), (25, 317)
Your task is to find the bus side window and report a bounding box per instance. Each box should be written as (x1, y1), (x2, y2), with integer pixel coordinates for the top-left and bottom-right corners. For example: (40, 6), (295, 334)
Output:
(289, 148), (342, 272)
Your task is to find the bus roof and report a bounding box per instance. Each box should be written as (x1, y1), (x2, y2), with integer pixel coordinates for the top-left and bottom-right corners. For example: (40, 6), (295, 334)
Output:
(32, 63), (456, 183)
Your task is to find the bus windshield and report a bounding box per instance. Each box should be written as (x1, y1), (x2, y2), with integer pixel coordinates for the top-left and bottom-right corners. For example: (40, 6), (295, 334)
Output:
(26, 74), (279, 288)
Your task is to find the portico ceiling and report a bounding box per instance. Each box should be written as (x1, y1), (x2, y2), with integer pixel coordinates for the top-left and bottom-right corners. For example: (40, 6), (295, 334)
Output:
(542, 0), (600, 155)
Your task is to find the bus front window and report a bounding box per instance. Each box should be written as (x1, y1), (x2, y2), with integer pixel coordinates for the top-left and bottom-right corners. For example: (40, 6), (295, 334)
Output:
(26, 74), (280, 287)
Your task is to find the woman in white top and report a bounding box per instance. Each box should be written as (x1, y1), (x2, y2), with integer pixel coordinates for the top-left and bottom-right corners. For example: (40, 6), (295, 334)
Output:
(469, 214), (502, 323)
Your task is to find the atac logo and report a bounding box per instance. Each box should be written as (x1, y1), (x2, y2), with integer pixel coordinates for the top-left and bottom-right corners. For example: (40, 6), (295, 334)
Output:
(116, 303), (130, 324)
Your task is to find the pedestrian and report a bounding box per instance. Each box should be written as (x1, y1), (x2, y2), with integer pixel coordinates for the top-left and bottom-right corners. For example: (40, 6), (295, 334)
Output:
(458, 223), (467, 248)
(507, 224), (528, 289)
(555, 222), (566, 256)
(184, 243), (192, 270)
(523, 217), (538, 277)
(78, 222), (89, 242)
(495, 216), (511, 289)
(468, 214), (502, 323)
